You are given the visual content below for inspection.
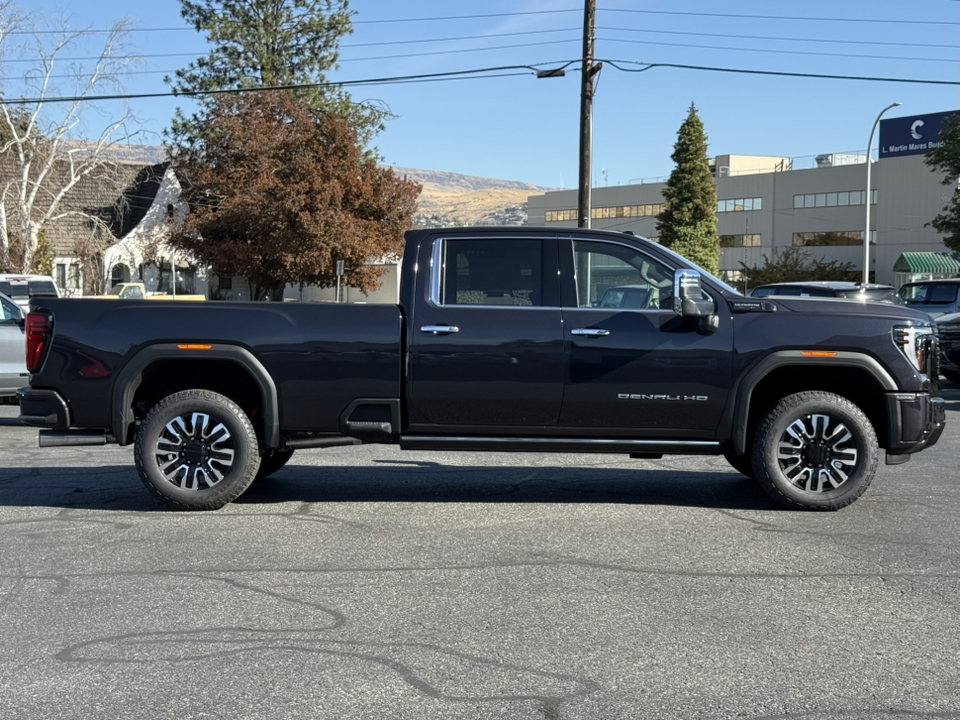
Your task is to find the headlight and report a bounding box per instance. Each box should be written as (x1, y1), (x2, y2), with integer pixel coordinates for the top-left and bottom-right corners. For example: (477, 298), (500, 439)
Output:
(893, 325), (937, 375)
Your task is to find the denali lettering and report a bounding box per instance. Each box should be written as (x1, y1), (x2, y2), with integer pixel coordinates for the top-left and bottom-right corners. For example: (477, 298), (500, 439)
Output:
(618, 394), (709, 401)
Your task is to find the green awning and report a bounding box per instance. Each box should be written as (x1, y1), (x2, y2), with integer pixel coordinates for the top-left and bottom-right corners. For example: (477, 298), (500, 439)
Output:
(893, 251), (960, 274)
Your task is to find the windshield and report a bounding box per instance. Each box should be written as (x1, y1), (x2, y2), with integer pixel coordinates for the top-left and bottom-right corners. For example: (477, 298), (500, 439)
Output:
(649, 241), (742, 295)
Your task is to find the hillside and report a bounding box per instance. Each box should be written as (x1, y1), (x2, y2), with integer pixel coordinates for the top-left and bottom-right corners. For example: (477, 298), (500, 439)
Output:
(392, 167), (553, 228)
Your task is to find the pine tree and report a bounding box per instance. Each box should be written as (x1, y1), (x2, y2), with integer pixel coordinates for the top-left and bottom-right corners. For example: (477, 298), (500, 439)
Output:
(924, 113), (960, 252)
(656, 103), (720, 275)
(166, 0), (389, 152)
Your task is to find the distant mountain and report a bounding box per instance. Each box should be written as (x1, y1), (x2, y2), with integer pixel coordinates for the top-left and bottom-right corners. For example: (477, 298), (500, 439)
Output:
(393, 167), (554, 228)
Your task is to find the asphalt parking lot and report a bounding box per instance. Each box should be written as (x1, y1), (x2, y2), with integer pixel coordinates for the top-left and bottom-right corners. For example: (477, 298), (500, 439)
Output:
(0, 389), (958, 720)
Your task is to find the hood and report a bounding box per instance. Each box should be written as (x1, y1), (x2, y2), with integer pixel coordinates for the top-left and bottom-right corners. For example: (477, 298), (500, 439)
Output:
(767, 296), (934, 324)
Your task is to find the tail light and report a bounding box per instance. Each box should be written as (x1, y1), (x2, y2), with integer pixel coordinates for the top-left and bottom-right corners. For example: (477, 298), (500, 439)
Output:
(25, 311), (53, 374)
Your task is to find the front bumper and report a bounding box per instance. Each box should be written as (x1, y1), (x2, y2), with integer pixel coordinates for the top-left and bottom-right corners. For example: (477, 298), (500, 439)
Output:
(885, 391), (946, 460)
(17, 388), (71, 430)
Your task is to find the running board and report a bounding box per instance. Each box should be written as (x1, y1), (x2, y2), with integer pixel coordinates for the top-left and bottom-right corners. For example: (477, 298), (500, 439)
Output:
(399, 436), (722, 454)
(39, 430), (108, 447)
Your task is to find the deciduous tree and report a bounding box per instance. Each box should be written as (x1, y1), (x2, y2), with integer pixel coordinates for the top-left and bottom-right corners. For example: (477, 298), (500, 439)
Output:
(738, 247), (857, 290)
(0, 6), (141, 273)
(925, 113), (960, 251)
(656, 103), (720, 275)
(170, 90), (419, 300)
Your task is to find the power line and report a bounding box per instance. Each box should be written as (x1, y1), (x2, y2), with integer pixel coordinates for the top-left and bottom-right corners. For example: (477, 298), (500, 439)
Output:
(0, 64), (561, 105)
(601, 8), (959, 26)
(596, 26), (960, 50)
(600, 37), (959, 64)
(3, 57), (956, 105)
(602, 59), (960, 85)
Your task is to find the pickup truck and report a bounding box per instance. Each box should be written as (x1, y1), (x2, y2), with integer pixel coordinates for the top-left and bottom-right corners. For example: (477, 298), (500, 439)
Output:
(18, 227), (945, 511)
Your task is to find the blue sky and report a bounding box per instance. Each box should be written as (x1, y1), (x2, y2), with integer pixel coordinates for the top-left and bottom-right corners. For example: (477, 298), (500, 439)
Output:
(4, 0), (959, 188)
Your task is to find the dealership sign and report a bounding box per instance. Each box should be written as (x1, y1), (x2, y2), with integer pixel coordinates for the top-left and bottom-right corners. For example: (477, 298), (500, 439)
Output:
(879, 110), (957, 158)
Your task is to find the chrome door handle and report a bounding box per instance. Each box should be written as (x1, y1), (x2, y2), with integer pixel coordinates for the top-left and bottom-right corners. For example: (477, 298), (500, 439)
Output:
(420, 325), (460, 334)
(572, 328), (610, 337)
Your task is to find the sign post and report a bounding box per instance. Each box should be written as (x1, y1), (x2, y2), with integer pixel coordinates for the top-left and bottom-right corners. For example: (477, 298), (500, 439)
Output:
(336, 260), (345, 304)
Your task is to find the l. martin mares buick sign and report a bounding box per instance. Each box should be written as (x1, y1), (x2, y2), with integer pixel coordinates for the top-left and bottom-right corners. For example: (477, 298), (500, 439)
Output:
(879, 110), (957, 159)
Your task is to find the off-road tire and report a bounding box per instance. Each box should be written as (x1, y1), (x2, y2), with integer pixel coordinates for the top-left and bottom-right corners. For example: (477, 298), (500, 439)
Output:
(723, 452), (755, 479)
(134, 389), (260, 510)
(255, 449), (295, 481)
(751, 391), (878, 511)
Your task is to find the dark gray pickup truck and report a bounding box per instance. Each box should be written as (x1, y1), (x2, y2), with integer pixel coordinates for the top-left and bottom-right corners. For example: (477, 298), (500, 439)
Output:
(18, 227), (945, 511)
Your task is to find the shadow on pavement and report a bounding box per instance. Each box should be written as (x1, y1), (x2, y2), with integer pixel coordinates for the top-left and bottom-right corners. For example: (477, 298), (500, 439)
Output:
(0, 461), (780, 512)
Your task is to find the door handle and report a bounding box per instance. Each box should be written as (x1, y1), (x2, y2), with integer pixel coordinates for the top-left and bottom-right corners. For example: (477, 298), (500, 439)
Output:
(572, 328), (611, 337)
(420, 325), (460, 334)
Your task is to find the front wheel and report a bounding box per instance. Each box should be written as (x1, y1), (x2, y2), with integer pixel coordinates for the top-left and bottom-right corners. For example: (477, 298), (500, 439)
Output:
(134, 389), (260, 510)
(751, 391), (878, 511)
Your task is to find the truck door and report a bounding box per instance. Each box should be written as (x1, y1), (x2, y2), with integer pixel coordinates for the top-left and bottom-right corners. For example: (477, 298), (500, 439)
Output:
(557, 238), (734, 433)
(408, 235), (564, 427)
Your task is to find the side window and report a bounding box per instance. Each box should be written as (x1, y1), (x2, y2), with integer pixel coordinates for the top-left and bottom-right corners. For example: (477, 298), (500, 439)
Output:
(0, 297), (21, 323)
(571, 241), (673, 310)
(441, 239), (543, 307)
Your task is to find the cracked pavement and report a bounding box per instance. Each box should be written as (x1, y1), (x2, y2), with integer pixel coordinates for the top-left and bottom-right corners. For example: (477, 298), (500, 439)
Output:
(0, 389), (958, 720)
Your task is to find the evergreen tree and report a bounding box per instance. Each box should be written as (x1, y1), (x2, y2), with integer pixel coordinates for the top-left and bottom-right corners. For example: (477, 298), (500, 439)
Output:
(656, 103), (720, 275)
(166, 0), (388, 152)
(924, 113), (960, 252)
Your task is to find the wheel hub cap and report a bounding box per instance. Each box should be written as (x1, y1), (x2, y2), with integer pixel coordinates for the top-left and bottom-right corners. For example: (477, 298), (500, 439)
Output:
(777, 413), (858, 493)
(154, 412), (235, 491)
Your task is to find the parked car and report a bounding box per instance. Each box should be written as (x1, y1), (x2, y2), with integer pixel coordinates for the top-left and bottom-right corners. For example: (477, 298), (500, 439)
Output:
(0, 274), (60, 314)
(19, 227), (945, 512)
(898, 278), (960, 318)
(750, 281), (900, 304)
(935, 311), (960, 384)
(0, 290), (27, 399)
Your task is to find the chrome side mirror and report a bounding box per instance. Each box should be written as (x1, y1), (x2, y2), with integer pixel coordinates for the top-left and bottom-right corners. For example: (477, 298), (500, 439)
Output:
(673, 269), (718, 335)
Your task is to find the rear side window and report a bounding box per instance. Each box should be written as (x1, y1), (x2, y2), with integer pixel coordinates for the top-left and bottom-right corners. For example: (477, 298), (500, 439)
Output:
(440, 239), (543, 307)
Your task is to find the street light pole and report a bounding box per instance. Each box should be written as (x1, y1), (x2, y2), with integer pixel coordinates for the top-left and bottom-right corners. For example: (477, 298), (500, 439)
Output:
(863, 101), (901, 284)
(577, 0), (598, 229)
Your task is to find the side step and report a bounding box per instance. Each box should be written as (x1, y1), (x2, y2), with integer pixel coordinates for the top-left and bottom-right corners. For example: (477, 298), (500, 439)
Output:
(399, 436), (721, 454)
(39, 430), (108, 447)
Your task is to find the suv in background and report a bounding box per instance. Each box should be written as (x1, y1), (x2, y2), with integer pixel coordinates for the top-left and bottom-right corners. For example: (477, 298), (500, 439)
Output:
(0, 274), (60, 313)
(898, 279), (960, 318)
(935, 311), (960, 384)
(750, 281), (900, 304)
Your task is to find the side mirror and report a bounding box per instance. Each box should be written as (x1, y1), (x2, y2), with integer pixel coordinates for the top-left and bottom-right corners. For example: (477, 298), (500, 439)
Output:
(672, 269), (714, 317)
(673, 269), (718, 335)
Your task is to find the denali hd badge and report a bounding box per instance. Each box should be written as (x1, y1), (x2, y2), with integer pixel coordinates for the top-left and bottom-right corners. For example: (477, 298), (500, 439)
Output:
(618, 394), (708, 401)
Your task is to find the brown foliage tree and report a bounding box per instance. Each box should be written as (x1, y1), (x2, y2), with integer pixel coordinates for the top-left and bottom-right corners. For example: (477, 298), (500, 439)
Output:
(171, 90), (420, 300)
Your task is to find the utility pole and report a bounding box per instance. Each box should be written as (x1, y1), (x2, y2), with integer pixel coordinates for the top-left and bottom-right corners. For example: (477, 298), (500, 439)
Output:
(578, 0), (600, 229)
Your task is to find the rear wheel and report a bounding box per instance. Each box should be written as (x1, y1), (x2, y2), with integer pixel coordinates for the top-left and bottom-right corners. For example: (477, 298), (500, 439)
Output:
(255, 448), (294, 481)
(134, 389), (260, 510)
(751, 391), (878, 511)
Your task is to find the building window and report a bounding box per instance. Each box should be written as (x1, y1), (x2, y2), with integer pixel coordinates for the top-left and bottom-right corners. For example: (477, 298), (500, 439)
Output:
(794, 189), (877, 209)
(719, 234), (762, 248)
(716, 197), (762, 213)
(793, 231), (866, 247)
(218, 276), (233, 290)
(55, 262), (80, 291)
(545, 204), (664, 222)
